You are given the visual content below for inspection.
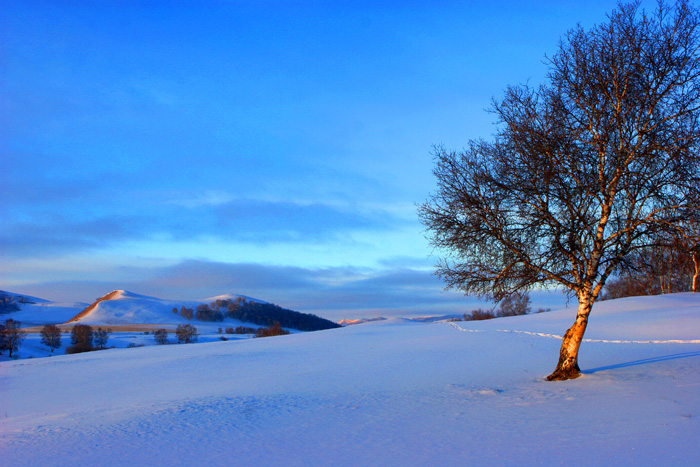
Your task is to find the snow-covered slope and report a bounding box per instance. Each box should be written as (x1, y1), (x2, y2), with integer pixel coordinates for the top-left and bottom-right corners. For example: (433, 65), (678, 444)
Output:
(67, 289), (257, 325)
(2, 293), (699, 466)
(0, 290), (86, 326)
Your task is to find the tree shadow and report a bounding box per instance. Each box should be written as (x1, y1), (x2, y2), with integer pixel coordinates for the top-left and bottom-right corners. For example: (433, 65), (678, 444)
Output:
(584, 351), (700, 374)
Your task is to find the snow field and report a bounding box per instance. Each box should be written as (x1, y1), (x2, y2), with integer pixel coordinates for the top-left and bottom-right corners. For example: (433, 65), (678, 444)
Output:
(1, 296), (699, 466)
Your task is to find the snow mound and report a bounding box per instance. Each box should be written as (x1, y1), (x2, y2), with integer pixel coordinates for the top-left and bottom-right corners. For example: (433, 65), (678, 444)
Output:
(67, 290), (203, 325)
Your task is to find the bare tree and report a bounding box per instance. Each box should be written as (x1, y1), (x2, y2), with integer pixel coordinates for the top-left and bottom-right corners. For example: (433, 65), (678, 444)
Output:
(94, 327), (111, 350)
(175, 324), (198, 344)
(420, 1), (700, 380)
(40, 324), (62, 353)
(497, 292), (531, 317)
(1, 319), (26, 358)
(153, 328), (169, 345)
(67, 323), (95, 353)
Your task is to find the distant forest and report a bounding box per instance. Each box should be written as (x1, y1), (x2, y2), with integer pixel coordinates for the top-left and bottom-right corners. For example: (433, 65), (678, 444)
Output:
(173, 297), (340, 331)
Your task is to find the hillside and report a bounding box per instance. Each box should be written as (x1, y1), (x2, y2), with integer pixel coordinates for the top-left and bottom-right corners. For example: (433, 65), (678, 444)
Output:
(0, 290), (85, 326)
(66, 290), (203, 325)
(1, 293), (698, 465)
(66, 289), (340, 331)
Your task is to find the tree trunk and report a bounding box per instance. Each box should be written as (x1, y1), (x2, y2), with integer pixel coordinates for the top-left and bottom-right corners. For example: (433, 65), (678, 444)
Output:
(546, 296), (592, 381)
(692, 252), (699, 293)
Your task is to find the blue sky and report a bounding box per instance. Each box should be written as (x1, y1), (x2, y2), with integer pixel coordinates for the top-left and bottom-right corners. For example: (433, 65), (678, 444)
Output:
(1, 1), (650, 319)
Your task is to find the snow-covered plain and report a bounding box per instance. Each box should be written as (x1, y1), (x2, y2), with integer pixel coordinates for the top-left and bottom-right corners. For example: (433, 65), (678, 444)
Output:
(2, 294), (699, 466)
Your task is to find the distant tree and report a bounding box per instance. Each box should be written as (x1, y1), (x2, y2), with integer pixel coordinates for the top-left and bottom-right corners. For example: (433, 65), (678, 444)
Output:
(40, 324), (62, 353)
(180, 306), (193, 320)
(175, 324), (198, 344)
(0, 293), (21, 313)
(255, 322), (290, 338)
(195, 304), (223, 322)
(67, 324), (95, 353)
(153, 328), (168, 345)
(497, 292), (531, 317)
(419, 2), (700, 380)
(469, 309), (495, 321)
(94, 327), (111, 350)
(71, 324), (94, 346)
(1, 319), (26, 358)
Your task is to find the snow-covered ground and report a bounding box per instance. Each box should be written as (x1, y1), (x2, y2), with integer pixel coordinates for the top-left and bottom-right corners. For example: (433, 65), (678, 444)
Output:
(1, 298), (85, 327)
(2, 294), (699, 466)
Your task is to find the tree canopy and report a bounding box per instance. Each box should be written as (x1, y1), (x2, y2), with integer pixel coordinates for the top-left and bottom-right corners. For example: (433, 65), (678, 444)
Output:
(420, 0), (700, 380)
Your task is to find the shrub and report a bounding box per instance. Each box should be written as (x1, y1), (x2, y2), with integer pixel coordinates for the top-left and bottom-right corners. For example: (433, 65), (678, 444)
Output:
(66, 342), (95, 354)
(469, 309), (495, 320)
(175, 324), (198, 343)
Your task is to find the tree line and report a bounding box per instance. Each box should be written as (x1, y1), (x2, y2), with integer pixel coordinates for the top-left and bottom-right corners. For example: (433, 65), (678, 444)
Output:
(172, 297), (340, 331)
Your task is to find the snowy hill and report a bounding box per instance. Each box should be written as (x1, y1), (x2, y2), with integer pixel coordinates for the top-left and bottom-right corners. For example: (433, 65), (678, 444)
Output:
(65, 289), (339, 331)
(66, 289), (206, 325)
(0, 290), (86, 326)
(1, 293), (698, 465)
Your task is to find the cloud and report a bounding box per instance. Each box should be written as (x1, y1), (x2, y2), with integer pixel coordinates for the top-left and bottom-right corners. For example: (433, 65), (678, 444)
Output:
(0, 195), (402, 260)
(0, 215), (157, 258)
(11, 259), (481, 320)
(210, 199), (392, 243)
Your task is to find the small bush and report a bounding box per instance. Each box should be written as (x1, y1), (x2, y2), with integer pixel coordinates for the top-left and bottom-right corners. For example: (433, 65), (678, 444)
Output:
(219, 336), (228, 341)
(66, 343), (95, 354)
(469, 309), (495, 320)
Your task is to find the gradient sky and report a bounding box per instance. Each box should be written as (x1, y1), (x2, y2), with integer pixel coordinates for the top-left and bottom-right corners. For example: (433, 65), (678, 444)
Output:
(1, 1), (655, 320)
